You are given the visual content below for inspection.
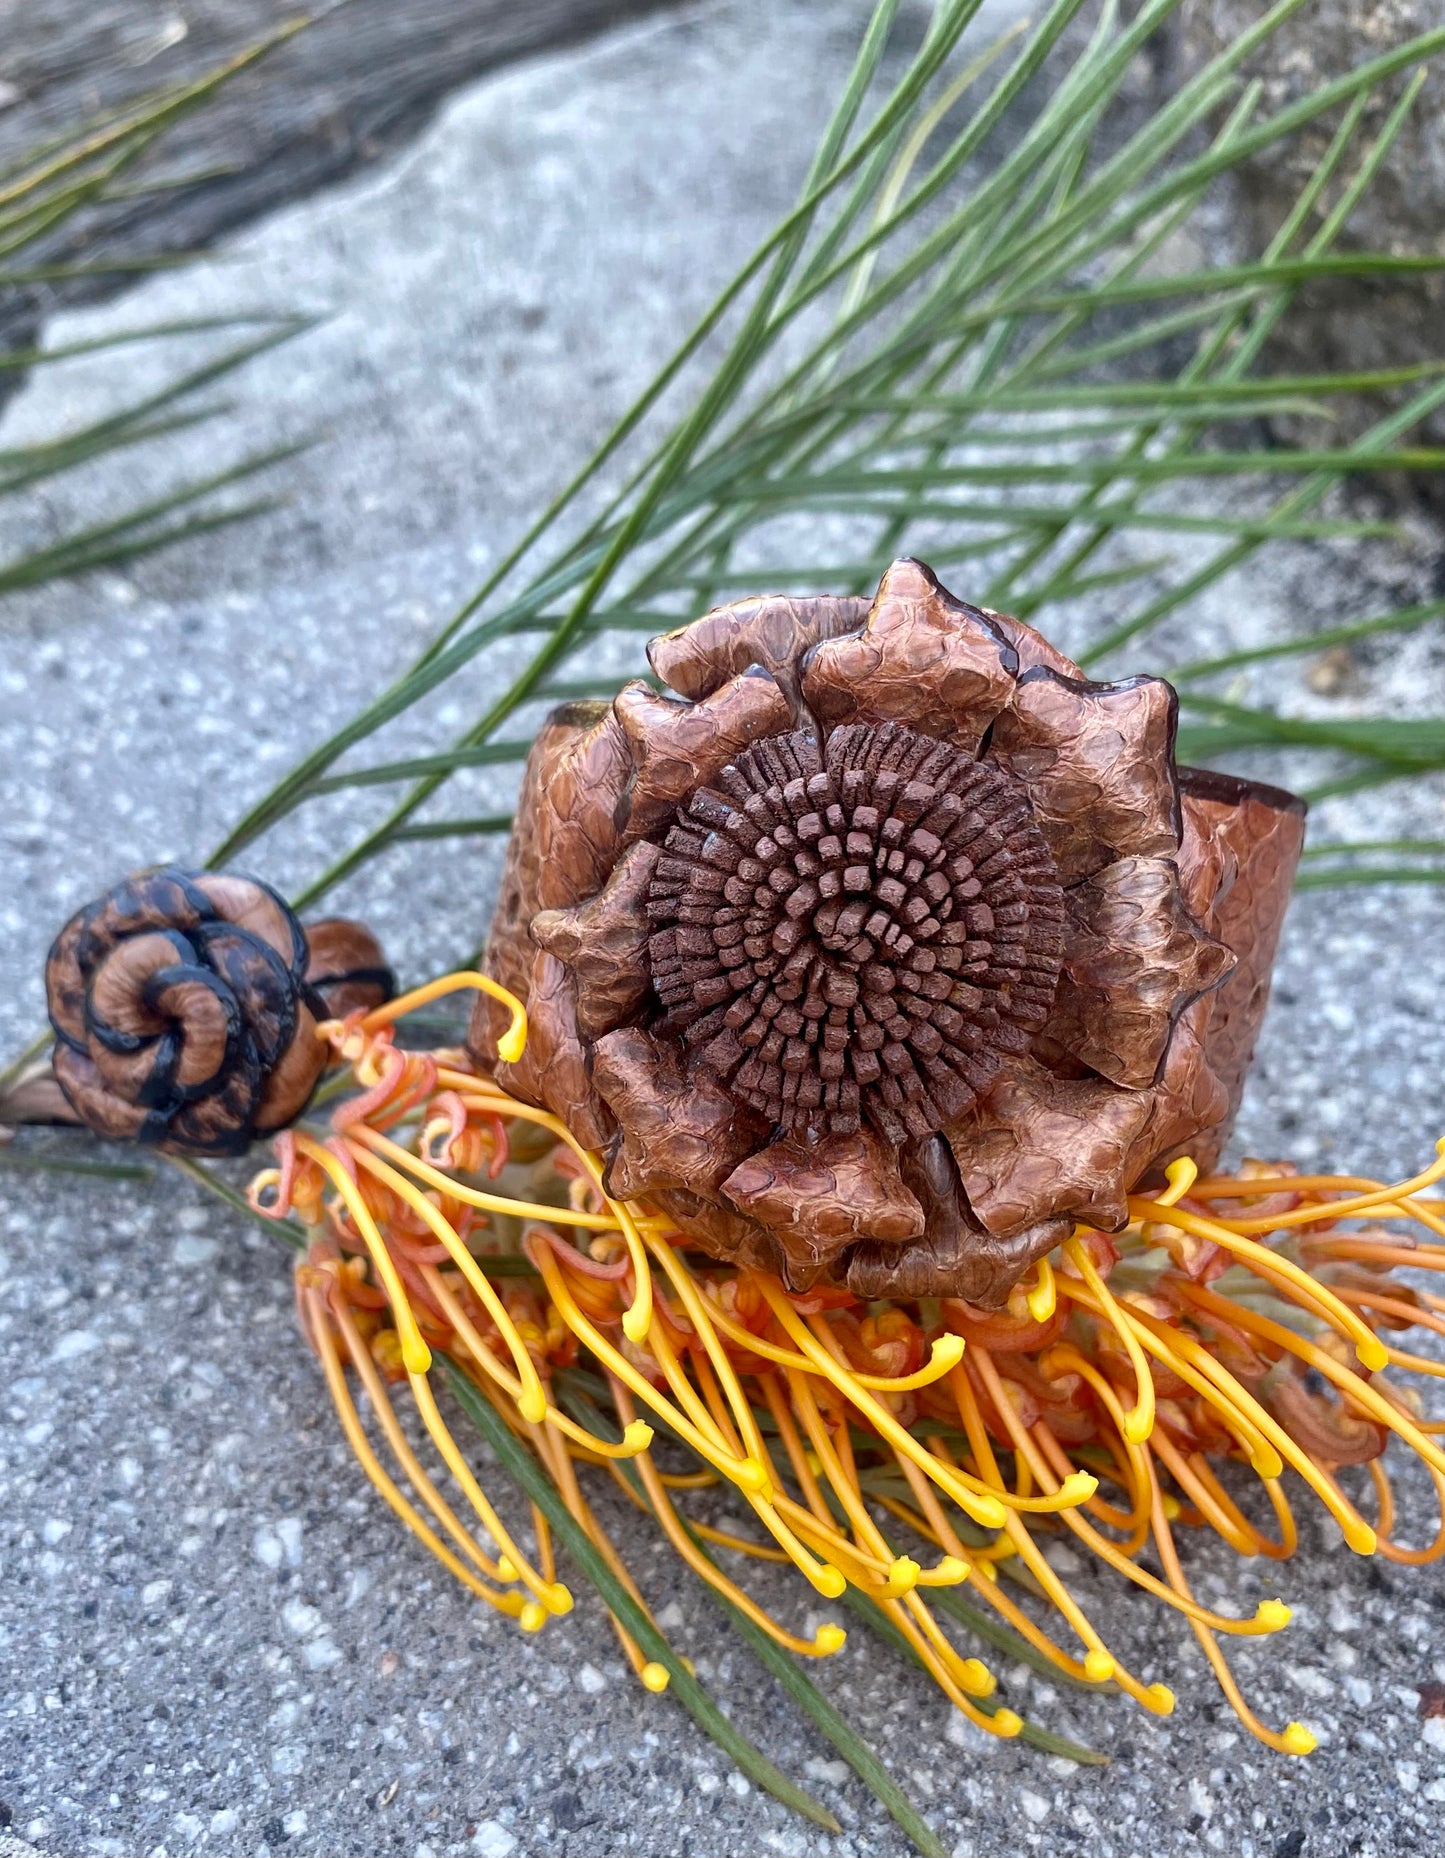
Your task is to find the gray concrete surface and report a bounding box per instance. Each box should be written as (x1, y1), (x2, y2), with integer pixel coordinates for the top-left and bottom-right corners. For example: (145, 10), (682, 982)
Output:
(0, 0), (689, 356)
(3, 5), (1445, 1855)
(1179, 0), (1445, 507)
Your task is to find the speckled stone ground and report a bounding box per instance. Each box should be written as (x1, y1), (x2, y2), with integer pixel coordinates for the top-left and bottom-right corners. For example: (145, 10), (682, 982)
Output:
(3, 6), (1445, 1857)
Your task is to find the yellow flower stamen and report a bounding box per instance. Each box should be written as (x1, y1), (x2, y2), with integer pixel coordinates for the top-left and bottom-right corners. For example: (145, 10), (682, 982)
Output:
(1366, 1456), (1445, 1567)
(1181, 1280), (1445, 1487)
(1062, 1235), (1155, 1444)
(327, 1289), (521, 1586)
(641, 1232), (778, 1491)
(528, 1237), (770, 1494)
(301, 1286), (524, 1618)
(531, 1415), (670, 1688)
(1147, 1427), (1258, 1558)
(447, 1085), (653, 1344)
(348, 1122), (617, 1232)
(1161, 1324), (1377, 1555)
(1024, 1254), (1056, 1322)
(974, 1343), (1289, 1638)
(294, 1133), (433, 1374)
(1132, 1196), (1389, 1371)
(609, 1382), (844, 1657)
(422, 1265), (651, 1460)
(700, 1283), (966, 1391)
(359, 969), (527, 1063)
(256, 995), (1445, 1760)
(344, 1136), (551, 1420)
(754, 1276), (1025, 1530)
(406, 1367), (572, 1616)
(948, 1364), (1127, 1691)
(1146, 1460), (1316, 1756)
(1186, 1139), (1445, 1238)
(1157, 1155), (1198, 1207)
(1054, 1271), (1283, 1477)
(687, 1520), (791, 1562)
(1038, 1346), (1153, 1550)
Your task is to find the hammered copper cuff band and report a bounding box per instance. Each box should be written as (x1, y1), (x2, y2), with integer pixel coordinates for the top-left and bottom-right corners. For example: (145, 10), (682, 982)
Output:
(474, 559), (1305, 1307)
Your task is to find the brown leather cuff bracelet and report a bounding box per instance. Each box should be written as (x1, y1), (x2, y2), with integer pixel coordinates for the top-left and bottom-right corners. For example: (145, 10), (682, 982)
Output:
(474, 558), (1305, 1307)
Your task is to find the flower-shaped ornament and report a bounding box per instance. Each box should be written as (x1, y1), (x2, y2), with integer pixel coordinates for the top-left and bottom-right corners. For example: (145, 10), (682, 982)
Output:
(477, 560), (1304, 1306)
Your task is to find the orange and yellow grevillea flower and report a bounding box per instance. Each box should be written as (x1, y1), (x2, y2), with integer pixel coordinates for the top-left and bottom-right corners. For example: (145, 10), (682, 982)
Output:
(248, 972), (1445, 1758)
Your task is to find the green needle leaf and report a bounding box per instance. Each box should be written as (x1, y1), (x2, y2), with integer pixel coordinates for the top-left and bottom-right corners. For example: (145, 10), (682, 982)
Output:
(0, 1145), (152, 1181)
(562, 1385), (948, 1856)
(444, 1362), (841, 1833)
(694, 1548), (948, 1858)
(833, 1583), (1108, 1766)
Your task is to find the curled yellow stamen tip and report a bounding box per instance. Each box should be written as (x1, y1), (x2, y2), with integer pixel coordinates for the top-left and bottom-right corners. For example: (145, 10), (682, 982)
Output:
(1256, 1600), (1292, 1630)
(930, 1556), (969, 1586)
(990, 1709), (1023, 1738)
(1159, 1155), (1198, 1207)
(1251, 1447), (1286, 1480)
(620, 1420), (654, 1453)
(621, 1302), (651, 1347)
(518, 1602), (547, 1634)
(931, 1334), (966, 1371)
(1356, 1336), (1389, 1373)
(1084, 1650), (1116, 1683)
(1057, 1470), (1098, 1504)
(814, 1565), (847, 1600)
(1161, 1493), (1182, 1522)
(1025, 1256), (1056, 1323)
(640, 1662), (670, 1693)
(958, 1659), (994, 1698)
(971, 1493), (1008, 1529)
(1122, 1406), (1153, 1446)
(518, 1389), (548, 1425)
(543, 1582), (574, 1616)
(496, 1556), (519, 1583)
(496, 1020), (528, 1065)
(1343, 1519), (1378, 1555)
(1282, 1722), (1318, 1756)
(882, 1557), (919, 1597)
(814, 1625), (847, 1655)
(1143, 1684), (1176, 1716)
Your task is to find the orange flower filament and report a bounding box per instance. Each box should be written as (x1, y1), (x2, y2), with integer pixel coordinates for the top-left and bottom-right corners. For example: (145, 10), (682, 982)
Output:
(248, 972), (1445, 1758)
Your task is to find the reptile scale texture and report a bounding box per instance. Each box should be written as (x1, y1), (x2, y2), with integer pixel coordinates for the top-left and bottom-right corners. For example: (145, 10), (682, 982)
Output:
(474, 558), (1306, 1306)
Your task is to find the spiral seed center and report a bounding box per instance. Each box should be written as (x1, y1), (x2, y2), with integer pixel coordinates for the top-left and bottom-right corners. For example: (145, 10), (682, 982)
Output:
(645, 720), (1066, 1145)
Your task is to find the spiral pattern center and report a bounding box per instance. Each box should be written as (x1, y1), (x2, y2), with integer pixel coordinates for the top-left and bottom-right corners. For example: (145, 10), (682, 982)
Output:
(646, 720), (1066, 1144)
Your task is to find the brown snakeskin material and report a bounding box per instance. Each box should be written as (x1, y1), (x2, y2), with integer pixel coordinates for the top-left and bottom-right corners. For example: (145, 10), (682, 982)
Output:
(645, 720), (1065, 1144)
(46, 868), (390, 1155)
(477, 561), (1304, 1303)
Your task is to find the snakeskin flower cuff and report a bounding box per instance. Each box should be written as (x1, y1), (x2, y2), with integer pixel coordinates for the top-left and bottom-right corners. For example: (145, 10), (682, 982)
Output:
(474, 559), (1304, 1306)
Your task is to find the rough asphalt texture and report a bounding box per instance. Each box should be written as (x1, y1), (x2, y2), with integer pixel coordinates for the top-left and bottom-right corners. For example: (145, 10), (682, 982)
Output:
(3, 5), (1445, 1857)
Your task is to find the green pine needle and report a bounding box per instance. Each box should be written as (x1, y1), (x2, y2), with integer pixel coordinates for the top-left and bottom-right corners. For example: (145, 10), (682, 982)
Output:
(685, 1531), (950, 1858)
(0, 1145), (152, 1181)
(159, 0), (1444, 908)
(0, 31), (309, 601)
(443, 1363), (842, 1833)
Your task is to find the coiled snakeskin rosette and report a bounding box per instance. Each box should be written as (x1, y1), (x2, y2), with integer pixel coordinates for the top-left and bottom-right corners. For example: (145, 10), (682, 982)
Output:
(474, 559), (1305, 1306)
(45, 868), (392, 1155)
